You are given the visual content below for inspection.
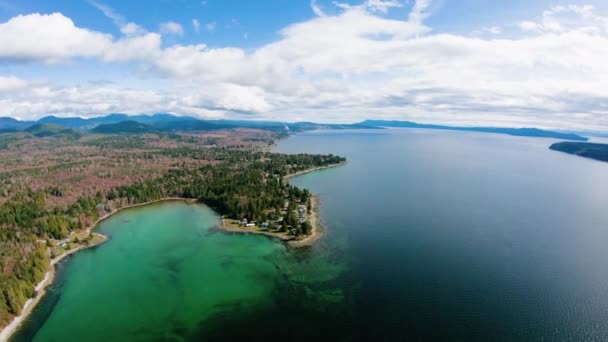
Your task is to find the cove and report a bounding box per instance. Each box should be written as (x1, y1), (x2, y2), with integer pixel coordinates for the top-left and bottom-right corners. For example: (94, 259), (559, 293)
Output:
(12, 201), (284, 341)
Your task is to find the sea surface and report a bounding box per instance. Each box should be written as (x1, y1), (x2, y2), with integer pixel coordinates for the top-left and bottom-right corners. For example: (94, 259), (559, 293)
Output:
(13, 128), (608, 341)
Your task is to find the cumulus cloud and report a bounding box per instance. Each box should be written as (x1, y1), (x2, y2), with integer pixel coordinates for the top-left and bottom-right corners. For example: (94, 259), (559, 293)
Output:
(0, 82), (271, 120)
(0, 12), (159, 63)
(0, 76), (28, 92)
(160, 21), (184, 36)
(1, 1), (608, 130)
(519, 4), (608, 35)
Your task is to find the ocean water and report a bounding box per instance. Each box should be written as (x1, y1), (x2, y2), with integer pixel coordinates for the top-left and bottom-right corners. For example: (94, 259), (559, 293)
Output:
(14, 129), (608, 341)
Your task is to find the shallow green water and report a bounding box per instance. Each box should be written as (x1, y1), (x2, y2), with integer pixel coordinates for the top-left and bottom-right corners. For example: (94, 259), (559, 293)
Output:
(13, 201), (347, 341)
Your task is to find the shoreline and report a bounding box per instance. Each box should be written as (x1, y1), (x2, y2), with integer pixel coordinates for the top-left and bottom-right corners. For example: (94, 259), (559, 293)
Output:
(0, 164), (344, 340)
(219, 162), (345, 248)
(217, 195), (323, 248)
(0, 197), (190, 341)
(283, 161), (347, 182)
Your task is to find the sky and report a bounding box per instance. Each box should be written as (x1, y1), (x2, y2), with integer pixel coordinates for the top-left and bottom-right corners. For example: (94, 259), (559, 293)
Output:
(0, 0), (607, 131)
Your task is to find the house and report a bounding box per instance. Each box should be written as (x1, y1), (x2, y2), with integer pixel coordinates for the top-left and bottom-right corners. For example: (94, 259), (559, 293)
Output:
(261, 222), (269, 228)
(245, 223), (256, 227)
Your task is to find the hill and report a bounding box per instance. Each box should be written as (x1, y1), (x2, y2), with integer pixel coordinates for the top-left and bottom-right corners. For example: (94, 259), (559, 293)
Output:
(360, 120), (589, 141)
(0, 117), (33, 130)
(152, 119), (228, 132)
(91, 121), (157, 134)
(24, 123), (82, 140)
(28, 114), (195, 131)
(550, 142), (608, 163)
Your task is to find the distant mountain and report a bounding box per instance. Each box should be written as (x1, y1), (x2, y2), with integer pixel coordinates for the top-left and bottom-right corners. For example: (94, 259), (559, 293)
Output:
(131, 113), (197, 125)
(24, 123), (82, 140)
(38, 116), (92, 129)
(36, 113), (194, 130)
(359, 120), (589, 141)
(0, 117), (33, 130)
(152, 119), (229, 132)
(0, 115), (595, 141)
(91, 121), (157, 134)
(550, 142), (608, 163)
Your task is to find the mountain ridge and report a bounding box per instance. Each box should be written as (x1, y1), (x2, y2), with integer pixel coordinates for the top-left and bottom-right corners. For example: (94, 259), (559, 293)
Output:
(0, 114), (592, 141)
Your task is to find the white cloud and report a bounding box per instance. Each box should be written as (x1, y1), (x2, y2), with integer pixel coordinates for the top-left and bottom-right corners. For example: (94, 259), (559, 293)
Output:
(192, 19), (201, 33)
(472, 26), (502, 36)
(0, 13), (112, 61)
(333, 2), (353, 10)
(519, 4), (608, 34)
(408, 0), (431, 25)
(0, 12), (158, 63)
(311, 0), (326, 17)
(1, 2), (608, 130)
(0, 82), (270, 120)
(89, 1), (146, 36)
(160, 21), (184, 36)
(364, 0), (403, 13)
(0, 76), (28, 92)
(120, 22), (146, 36)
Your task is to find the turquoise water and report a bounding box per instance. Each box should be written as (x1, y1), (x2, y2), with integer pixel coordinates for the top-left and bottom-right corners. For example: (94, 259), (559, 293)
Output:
(14, 128), (608, 341)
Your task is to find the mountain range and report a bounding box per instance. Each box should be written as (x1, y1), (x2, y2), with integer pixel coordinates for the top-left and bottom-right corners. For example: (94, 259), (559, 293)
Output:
(0, 114), (591, 141)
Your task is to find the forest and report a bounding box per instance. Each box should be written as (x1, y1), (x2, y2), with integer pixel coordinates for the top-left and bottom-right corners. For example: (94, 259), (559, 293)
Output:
(0, 138), (345, 327)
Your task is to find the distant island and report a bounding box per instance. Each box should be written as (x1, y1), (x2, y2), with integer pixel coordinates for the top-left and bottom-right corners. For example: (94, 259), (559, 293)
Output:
(550, 142), (608, 163)
(359, 120), (589, 141)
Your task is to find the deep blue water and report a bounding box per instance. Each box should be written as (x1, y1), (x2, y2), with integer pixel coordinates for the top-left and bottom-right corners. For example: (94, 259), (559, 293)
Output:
(276, 128), (608, 341)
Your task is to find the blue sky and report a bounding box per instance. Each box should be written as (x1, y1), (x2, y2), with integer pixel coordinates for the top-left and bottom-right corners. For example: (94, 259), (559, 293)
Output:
(0, 0), (607, 130)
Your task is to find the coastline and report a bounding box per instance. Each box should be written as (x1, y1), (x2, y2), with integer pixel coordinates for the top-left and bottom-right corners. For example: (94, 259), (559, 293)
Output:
(0, 164), (343, 340)
(283, 161), (347, 182)
(0, 197), (190, 341)
(220, 162), (345, 248)
(217, 195), (323, 248)
(288, 195), (323, 247)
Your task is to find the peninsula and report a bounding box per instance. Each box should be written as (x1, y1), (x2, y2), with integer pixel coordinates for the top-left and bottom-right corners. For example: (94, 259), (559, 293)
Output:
(0, 121), (346, 338)
(549, 141), (608, 163)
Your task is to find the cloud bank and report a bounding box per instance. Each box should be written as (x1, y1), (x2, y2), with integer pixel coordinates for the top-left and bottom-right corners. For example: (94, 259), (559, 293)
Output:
(0, 1), (607, 131)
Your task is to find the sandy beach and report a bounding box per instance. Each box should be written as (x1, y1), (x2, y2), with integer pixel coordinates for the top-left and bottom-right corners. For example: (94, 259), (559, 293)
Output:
(0, 198), (190, 341)
(0, 232), (107, 342)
